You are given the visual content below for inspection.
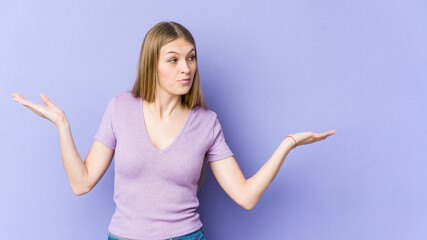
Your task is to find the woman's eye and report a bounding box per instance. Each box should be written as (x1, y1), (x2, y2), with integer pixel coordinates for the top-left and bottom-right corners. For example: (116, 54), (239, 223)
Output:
(169, 56), (195, 63)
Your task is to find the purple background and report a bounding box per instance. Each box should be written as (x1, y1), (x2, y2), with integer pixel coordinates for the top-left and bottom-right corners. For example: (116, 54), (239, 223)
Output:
(2, 0), (427, 239)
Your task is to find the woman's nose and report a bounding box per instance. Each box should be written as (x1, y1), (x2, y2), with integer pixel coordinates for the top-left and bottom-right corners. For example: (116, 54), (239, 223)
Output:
(180, 61), (191, 73)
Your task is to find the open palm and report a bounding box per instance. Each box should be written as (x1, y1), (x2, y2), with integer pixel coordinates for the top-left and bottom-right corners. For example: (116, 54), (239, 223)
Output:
(12, 93), (66, 126)
(288, 129), (337, 148)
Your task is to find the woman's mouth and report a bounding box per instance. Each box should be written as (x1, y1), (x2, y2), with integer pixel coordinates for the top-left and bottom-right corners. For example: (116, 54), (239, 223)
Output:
(178, 78), (191, 84)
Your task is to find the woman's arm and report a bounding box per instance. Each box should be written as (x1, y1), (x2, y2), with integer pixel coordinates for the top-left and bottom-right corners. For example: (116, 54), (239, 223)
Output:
(209, 138), (293, 210)
(209, 130), (336, 210)
(57, 120), (115, 196)
(244, 138), (294, 209)
(12, 93), (114, 196)
(56, 120), (89, 195)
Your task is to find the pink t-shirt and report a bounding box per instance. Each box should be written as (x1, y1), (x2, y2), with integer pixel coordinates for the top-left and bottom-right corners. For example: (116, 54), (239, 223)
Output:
(94, 92), (234, 239)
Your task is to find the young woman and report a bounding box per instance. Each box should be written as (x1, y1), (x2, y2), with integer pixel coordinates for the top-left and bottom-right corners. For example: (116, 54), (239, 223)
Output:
(12, 21), (336, 240)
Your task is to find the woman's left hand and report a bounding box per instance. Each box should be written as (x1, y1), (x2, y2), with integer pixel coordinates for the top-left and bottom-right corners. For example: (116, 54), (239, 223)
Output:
(286, 129), (337, 148)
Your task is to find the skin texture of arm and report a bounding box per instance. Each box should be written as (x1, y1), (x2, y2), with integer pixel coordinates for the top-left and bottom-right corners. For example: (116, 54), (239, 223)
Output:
(208, 127), (337, 210)
(208, 137), (294, 210)
(12, 93), (119, 196)
(56, 121), (115, 196)
(208, 155), (248, 209)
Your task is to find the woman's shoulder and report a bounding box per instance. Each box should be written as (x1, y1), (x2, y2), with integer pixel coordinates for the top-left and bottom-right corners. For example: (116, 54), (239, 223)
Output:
(191, 104), (218, 122)
(115, 91), (137, 99)
(110, 92), (140, 103)
(101, 92), (139, 112)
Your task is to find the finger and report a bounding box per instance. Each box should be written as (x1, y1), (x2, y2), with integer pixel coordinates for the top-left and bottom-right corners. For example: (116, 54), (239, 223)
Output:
(318, 132), (330, 140)
(12, 95), (33, 106)
(12, 93), (23, 101)
(11, 95), (44, 115)
(40, 93), (55, 107)
(14, 96), (45, 112)
(314, 133), (327, 141)
(12, 93), (24, 98)
(12, 94), (42, 108)
(322, 130), (336, 139)
(12, 93), (31, 103)
(25, 101), (44, 112)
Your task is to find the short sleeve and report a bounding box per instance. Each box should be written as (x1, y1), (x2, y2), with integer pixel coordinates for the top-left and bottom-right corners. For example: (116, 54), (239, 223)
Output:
(206, 116), (233, 163)
(94, 96), (117, 150)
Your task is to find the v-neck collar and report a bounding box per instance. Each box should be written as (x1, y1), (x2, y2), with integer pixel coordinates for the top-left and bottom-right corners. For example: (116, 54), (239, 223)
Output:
(139, 97), (193, 154)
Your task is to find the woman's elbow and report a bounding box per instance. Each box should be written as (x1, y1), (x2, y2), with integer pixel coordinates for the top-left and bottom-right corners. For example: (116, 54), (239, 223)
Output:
(241, 199), (255, 210)
(72, 185), (90, 196)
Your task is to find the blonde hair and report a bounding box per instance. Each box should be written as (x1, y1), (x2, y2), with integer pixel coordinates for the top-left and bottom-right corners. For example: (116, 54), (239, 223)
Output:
(129, 21), (208, 192)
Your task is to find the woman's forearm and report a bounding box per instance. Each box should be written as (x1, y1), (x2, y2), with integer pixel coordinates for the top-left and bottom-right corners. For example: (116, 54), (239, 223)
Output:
(56, 120), (88, 195)
(244, 137), (294, 209)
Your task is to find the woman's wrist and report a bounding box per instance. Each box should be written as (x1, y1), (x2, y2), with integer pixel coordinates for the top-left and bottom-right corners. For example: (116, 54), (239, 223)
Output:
(56, 117), (70, 129)
(283, 136), (297, 150)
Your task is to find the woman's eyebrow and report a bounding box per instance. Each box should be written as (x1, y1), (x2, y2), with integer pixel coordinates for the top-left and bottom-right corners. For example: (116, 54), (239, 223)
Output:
(166, 48), (195, 55)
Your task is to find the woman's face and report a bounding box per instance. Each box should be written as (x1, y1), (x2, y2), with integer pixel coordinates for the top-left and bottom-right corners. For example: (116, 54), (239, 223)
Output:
(157, 38), (197, 96)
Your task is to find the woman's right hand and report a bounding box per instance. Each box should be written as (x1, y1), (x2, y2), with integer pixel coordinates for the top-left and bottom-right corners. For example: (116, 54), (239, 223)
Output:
(12, 93), (67, 126)
(286, 129), (337, 148)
